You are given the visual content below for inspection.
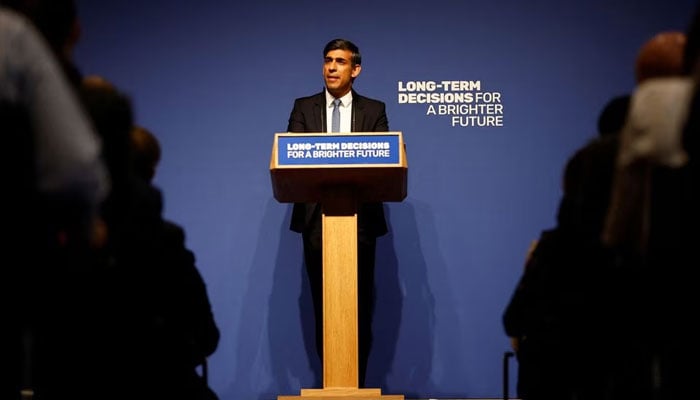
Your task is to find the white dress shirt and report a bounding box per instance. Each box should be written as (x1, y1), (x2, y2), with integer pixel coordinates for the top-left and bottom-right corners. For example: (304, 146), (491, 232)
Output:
(325, 89), (353, 133)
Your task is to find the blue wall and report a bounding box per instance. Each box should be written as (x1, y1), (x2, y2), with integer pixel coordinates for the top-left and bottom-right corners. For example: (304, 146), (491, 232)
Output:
(74, 1), (696, 398)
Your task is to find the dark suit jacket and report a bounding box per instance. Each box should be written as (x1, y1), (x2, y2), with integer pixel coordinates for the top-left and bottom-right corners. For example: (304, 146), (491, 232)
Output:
(286, 90), (388, 238)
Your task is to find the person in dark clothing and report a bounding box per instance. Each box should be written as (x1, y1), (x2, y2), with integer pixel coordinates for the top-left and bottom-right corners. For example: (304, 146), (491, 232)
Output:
(503, 95), (628, 399)
(503, 135), (620, 400)
(637, 8), (700, 399)
(1, 3), (108, 399)
(26, 75), (137, 400)
(600, 11), (700, 399)
(33, 76), (218, 400)
(129, 125), (220, 400)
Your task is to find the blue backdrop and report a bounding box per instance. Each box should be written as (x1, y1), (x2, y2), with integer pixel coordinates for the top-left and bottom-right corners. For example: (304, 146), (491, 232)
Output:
(73, 1), (696, 398)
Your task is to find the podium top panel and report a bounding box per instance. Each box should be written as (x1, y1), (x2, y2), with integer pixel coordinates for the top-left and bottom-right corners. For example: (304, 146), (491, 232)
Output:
(271, 132), (405, 168)
(269, 132), (407, 203)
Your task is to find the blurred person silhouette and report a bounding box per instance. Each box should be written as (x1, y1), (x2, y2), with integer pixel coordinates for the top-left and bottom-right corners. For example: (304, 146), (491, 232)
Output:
(603, 30), (688, 257)
(660, 16), (700, 399)
(286, 38), (389, 387)
(130, 125), (220, 400)
(637, 10), (700, 400)
(25, 75), (136, 400)
(503, 96), (626, 400)
(69, 76), (219, 400)
(60, 76), (181, 400)
(603, 17), (700, 399)
(0, 4), (108, 399)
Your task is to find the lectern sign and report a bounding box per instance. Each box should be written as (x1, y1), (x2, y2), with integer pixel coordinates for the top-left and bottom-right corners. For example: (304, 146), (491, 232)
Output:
(277, 133), (401, 165)
(270, 132), (407, 203)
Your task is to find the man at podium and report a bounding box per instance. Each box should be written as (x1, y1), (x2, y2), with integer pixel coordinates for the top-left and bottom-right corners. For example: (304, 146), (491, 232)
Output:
(286, 38), (389, 387)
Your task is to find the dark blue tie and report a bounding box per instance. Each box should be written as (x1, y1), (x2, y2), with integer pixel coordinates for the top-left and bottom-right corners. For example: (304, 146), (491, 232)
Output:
(331, 98), (341, 132)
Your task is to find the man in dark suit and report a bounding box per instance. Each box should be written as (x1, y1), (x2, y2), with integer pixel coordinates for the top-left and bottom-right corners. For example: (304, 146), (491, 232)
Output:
(286, 38), (388, 387)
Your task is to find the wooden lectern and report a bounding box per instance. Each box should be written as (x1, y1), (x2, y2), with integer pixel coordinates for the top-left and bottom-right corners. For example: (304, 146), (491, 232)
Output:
(270, 132), (407, 400)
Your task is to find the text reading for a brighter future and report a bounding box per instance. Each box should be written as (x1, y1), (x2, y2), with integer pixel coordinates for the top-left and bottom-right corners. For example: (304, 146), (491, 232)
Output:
(286, 141), (391, 159)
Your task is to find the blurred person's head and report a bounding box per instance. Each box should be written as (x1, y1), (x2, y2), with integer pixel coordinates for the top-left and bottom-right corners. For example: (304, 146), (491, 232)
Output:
(635, 31), (686, 83)
(130, 126), (161, 183)
(80, 76), (133, 190)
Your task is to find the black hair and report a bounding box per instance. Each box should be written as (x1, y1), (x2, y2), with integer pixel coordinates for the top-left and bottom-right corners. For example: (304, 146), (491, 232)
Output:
(323, 38), (361, 66)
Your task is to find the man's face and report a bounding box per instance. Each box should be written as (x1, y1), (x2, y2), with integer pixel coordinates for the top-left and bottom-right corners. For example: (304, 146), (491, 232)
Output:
(323, 49), (361, 98)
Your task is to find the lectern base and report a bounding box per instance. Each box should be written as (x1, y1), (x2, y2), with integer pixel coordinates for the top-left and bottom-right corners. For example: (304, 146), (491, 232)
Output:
(278, 396), (403, 400)
(278, 387), (404, 400)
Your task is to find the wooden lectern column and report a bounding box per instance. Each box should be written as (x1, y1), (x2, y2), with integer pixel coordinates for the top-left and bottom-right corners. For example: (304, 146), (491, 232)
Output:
(321, 187), (359, 389)
(292, 186), (400, 399)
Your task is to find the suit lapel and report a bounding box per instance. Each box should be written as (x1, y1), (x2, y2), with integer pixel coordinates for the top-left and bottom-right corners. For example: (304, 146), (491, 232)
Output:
(306, 92), (326, 226)
(352, 91), (365, 132)
(312, 92), (326, 132)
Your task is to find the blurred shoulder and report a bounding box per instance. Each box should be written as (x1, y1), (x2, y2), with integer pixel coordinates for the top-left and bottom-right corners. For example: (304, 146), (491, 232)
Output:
(163, 219), (186, 245)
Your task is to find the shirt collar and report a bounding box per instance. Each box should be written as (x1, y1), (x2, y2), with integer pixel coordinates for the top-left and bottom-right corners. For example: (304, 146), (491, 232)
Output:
(325, 89), (353, 108)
